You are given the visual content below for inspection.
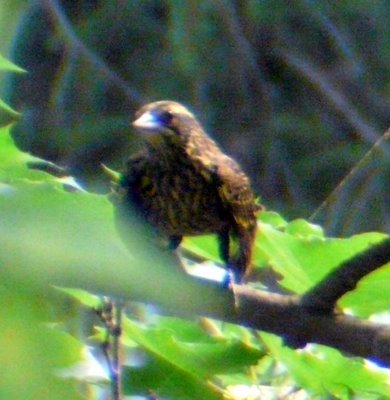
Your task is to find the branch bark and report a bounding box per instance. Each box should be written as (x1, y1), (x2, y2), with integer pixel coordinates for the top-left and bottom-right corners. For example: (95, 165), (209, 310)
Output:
(130, 272), (390, 367)
(2, 174), (390, 368)
(301, 238), (390, 312)
(114, 239), (390, 367)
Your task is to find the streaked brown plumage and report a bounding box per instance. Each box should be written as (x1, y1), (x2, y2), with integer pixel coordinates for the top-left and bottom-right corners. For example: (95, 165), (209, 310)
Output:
(113, 101), (260, 283)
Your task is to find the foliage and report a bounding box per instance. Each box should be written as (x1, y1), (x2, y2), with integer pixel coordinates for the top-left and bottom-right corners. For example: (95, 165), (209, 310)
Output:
(1, 111), (390, 398)
(0, 54), (22, 126)
(1, 2), (390, 397)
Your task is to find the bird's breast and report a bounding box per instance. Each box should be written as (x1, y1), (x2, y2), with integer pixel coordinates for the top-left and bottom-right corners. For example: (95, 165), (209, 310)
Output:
(129, 163), (230, 236)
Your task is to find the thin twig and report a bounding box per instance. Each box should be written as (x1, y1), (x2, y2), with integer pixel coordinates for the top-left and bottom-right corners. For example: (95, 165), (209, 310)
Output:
(310, 128), (390, 223)
(95, 297), (123, 400)
(111, 300), (123, 400)
(41, 0), (144, 105)
(274, 46), (380, 146)
(301, 0), (364, 77)
(213, 0), (271, 113)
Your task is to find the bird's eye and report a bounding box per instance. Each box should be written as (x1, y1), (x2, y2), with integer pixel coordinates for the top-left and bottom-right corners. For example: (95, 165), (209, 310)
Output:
(156, 111), (173, 126)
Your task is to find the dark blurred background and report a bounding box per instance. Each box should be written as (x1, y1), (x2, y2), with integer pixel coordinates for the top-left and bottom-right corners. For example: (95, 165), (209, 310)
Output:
(3, 0), (390, 235)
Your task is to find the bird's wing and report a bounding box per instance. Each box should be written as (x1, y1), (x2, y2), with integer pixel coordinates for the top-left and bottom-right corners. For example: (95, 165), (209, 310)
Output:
(187, 138), (260, 228)
(215, 156), (258, 229)
(192, 148), (258, 228)
(211, 155), (260, 280)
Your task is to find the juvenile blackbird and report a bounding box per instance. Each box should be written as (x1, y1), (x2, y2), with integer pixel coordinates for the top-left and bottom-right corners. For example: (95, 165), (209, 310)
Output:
(112, 101), (260, 283)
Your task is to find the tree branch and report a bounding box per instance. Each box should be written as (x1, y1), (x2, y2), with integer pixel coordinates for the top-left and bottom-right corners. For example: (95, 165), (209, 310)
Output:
(141, 277), (390, 368)
(310, 127), (390, 224)
(2, 178), (390, 368)
(301, 238), (390, 313)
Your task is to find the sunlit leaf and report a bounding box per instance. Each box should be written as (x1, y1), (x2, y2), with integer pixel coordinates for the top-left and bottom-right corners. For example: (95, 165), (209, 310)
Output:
(254, 220), (387, 294)
(0, 124), (49, 181)
(0, 53), (25, 72)
(55, 287), (101, 309)
(121, 316), (263, 399)
(262, 333), (390, 398)
(0, 99), (20, 126)
(340, 263), (390, 317)
(0, 55), (24, 127)
(284, 218), (324, 238)
(0, 288), (83, 400)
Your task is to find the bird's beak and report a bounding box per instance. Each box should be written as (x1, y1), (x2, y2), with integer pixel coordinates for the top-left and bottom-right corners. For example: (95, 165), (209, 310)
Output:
(132, 111), (160, 130)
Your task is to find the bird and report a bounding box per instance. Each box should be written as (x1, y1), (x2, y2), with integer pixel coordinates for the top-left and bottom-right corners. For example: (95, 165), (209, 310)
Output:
(110, 100), (260, 284)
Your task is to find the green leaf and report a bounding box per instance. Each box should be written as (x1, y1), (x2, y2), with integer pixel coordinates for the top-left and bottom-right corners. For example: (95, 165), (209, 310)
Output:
(0, 124), (49, 181)
(0, 55), (24, 127)
(55, 287), (101, 309)
(254, 220), (387, 294)
(0, 53), (25, 72)
(183, 234), (221, 263)
(184, 210), (389, 318)
(123, 317), (262, 376)
(340, 263), (390, 317)
(123, 359), (221, 400)
(0, 98), (20, 126)
(121, 316), (263, 399)
(258, 211), (288, 229)
(0, 287), (83, 400)
(262, 333), (390, 398)
(284, 219), (324, 238)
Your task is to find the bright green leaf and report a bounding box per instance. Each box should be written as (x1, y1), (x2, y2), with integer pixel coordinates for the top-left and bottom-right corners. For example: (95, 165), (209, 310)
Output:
(55, 286), (101, 309)
(0, 124), (51, 181)
(0, 53), (25, 72)
(340, 263), (390, 317)
(284, 219), (324, 238)
(262, 333), (390, 398)
(258, 211), (288, 229)
(183, 234), (221, 263)
(255, 221), (387, 294)
(123, 359), (221, 400)
(123, 317), (262, 377)
(0, 287), (83, 400)
(0, 99), (20, 126)
(121, 316), (263, 399)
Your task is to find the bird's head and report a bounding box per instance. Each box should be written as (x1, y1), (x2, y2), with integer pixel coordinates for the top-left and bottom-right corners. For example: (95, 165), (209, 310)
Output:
(132, 101), (203, 150)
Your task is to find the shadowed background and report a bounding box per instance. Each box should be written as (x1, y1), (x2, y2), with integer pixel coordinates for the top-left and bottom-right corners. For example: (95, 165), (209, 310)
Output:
(2, 0), (390, 235)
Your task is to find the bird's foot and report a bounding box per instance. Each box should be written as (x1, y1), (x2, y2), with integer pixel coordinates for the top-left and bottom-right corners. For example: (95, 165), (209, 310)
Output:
(221, 267), (242, 289)
(221, 268), (243, 308)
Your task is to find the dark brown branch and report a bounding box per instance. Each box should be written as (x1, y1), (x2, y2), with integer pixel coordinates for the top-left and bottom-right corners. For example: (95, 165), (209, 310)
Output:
(112, 300), (123, 400)
(230, 285), (390, 366)
(96, 298), (123, 400)
(301, 238), (390, 313)
(141, 276), (390, 367)
(5, 212), (390, 367)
